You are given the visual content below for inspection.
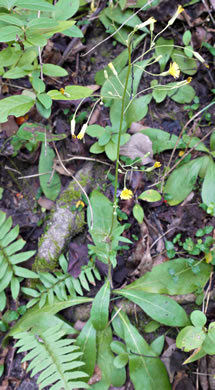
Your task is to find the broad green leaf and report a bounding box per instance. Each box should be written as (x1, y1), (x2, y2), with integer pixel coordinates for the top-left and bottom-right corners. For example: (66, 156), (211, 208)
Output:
(15, 0), (54, 11)
(113, 353), (128, 368)
(202, 158), (215, 206)
(62, 25), (83, 38)
(47, 85), (93, 100)
(121, 258), (211, 295)
(133, 203), (144, 224)
(139, 190), (161, 202)
(1, 225), (19, 248)
(0, 0), (17, 9)
(164, 157), (203, 205)
(0, 47), (21, 66)
(3, 67), (30, 79)
(37, 93), (52, 109)
(96, 326), (126, 387)
(42, 64), (68, 77)
(176, 326), (205, 351)
(0, 95), (35, 123)
(110, 340), (127, 355)
(32, 77), (46, 94)
(155, 37), (174, 72)
(152, 81), (168, 103)
(17, 48), (38, 67)
(183, 31), (192, 46)
(182, 135), (210, 153)
(53, 0), (79, 20)
(86, 125), (105, 138)
(91, 279), (110, 330)
(5, 239), (25, 256)
(0, 215), (12, 239)
(184, 45), (193, 58)
(88, 190), (117, 247)
(0, 268), (13, 293)
(0, 291), (6, 311)
(0, 25), (22, 42)
(76, 319), (96, 377)
(169, 84), (195, 104)
(171, 48), (197, 75)
(115, 289), (189, 326)
(90, 142), (105, 154)
(36, 98), (52, 118)
(150, 335), (164, 356)
(141, 127), (185, 154)
(13, 266), (38, 279)
(9, 250), (35, 264)
(4, 297), (93, 343)
(105, 140), (117, 161)
(39, 142), (61, 201)
(202, 325), (215, 355)
(0, 14), (24, 27)
(118, 311), (171, 390)
(190, 311), (207, 327)
(125, 94), (152, 127)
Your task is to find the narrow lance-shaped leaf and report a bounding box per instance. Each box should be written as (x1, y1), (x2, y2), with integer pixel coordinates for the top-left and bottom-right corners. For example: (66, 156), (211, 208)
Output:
(90, 279), (110, 330)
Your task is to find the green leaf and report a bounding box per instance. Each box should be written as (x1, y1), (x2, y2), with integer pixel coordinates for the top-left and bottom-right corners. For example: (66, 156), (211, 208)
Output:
(121, 258), (211, 295)
(39, 142), (61, 201)
(202, 324), (215, 355)
(152, 81), (168, 103)
(164, 157), (203, 205)
(0, 14), (24, 27)
(89, 142), (105, 154)
(210, 131), (215, 151)
(13, 266), (38, 278)
(139, 189), (161, 202)
(0, 95), (35, 123)
(202, 158), (215, 206)
(133, 204), (144, 224)
(3, 67), (32, 79)
(76, 319), (96, 377)
(47, 85), (93, 100)
(62, 24), (83, 38)
(169, 84), (195, 103)
(53, 0), (79, 20)
(86, 125), (105, 138)
(96, 326), (126, 387)
(98, 130), (112, 146)
(90, 279), (110, 330)
(15, 0), (54, 11)
(0, 47), (21, 66)
(115, 289), (189, 326)
(183, 31), (192, 46)
(125, 94), (152, 127)
(155, 37), (174, 72)
(0, 25), (22, 42)
(150, 335), (165, 356)
(171, 48), (197, 75)
(118, 311), (171, 390)
(190, 310), (207, 327)
(105, 140), (117, 161)
(176, 326), (205, 351)
(37, 93), (52, 109)
(32, 77), (46, 94)
(42, 64), (68, 77)
(184, 45), (193, 58)
(141, 127), (185, 154)
(113, 353), (128, 368)
(36, 100), (51, 119)
(11, 276), (20, 300)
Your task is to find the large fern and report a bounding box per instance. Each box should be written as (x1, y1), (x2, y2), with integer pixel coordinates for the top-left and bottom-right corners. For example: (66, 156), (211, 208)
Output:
(22, 254), (101, 309)
(0, 210), (37, 311)
(14, 324), (89, 389)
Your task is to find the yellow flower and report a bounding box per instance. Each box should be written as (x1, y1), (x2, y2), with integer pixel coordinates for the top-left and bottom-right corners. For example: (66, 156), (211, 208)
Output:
(186, 77), (192, 84)
(120, 188), (133, 200)
(178, 150), (185, 157)
(169, 62), (180, 79)
(108, 62), (118, 77)
(204, 63), (209, 69)
(76, 200), (85, 208)
(154, 161), (162, 168)
(60, 88), (65, 95)
(177, 5), (184, 14)
(77, 123), (88, 140)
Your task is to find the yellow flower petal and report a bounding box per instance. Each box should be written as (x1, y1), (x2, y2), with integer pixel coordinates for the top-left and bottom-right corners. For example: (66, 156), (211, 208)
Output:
(179, 150), (185, 157)
(120, 188), (133, 200)
(169, 62), (180, 79)
(177, 5), (184, 14)
(154, 161), (162, 168)
(76, 200), (85, 208)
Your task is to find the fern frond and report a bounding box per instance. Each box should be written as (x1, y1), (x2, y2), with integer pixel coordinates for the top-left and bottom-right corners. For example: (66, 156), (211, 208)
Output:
(22, 254), (101, 309)
(14, 325), (89, 390)
(0, 210), (37, 310)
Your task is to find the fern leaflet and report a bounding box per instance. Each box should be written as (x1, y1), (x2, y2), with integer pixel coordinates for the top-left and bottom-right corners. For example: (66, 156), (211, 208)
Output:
(0, 210), (36, 311)
(14, 325), (89, 389)
(22, 254), (101, 309)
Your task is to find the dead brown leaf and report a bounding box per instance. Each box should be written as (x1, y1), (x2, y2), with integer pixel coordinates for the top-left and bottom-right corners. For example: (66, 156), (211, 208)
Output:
(88, 365), (102, 385)
(120, 133), (153, 165)
(130, 222), (153, 276)
(38, 197), (55, 210)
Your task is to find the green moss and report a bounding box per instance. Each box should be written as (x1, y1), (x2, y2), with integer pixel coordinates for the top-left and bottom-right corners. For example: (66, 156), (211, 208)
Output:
(33, 254), (57, 272)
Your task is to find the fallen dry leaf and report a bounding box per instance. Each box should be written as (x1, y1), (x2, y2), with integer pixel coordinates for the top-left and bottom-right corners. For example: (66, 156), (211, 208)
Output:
(120, 133), (153, 165)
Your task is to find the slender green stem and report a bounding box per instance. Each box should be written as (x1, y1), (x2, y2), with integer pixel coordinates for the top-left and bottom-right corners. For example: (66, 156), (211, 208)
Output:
(109, 40), (132, 238)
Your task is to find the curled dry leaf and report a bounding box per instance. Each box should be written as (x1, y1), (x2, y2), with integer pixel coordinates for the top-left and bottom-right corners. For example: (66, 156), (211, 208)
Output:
(120, 133), (153, 165)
